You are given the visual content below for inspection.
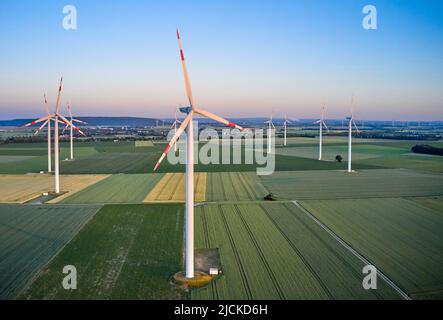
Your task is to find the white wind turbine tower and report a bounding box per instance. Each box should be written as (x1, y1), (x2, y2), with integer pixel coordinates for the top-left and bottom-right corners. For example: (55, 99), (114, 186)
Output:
(171, 108), (182, 152)
(283, 115), (291, 147)
(264, 113), (275, 153)
(346, 110), (360, 173)
(154, 30), (245, 279)
(63, 102), (87, 160)
(314, 107), (329, 160)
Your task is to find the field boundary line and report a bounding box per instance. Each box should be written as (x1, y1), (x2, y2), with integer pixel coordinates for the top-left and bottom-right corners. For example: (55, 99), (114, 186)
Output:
(292, 200), (411, 300)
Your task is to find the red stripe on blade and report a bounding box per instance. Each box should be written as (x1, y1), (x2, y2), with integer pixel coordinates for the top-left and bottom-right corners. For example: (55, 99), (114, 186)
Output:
(228, 122), (236, 128)
(180, 50), (185, 61)
(165, 145), (171, 154)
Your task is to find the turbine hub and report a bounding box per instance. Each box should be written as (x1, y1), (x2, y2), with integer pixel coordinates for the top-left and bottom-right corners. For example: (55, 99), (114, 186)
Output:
(179, 106), (192, 115)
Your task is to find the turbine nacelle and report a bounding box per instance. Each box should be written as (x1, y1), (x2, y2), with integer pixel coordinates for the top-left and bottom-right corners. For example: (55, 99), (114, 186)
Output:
(179, 106), (192, 115)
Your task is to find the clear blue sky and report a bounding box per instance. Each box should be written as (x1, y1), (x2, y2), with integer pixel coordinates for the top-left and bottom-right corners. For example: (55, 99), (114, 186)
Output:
(0, 0), (442, 120)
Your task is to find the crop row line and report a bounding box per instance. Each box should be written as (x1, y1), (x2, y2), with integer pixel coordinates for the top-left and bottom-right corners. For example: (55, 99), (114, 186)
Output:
(260, 203), (334, 299)
(234, 205), (285, 299)
(219, 206), (253, 299)
(199, 206), (219, 300)
(281, 202), (386, 299)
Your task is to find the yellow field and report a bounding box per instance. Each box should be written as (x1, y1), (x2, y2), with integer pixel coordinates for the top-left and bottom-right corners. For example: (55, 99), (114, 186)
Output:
(144, 173), (206, 202)
(0, 174), (109, 204)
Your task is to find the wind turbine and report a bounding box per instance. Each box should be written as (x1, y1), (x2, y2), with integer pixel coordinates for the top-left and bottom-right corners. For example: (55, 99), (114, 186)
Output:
(283, 115), (291, 147)
(314, 107), (329, 160)
(171, 108), (182, 152)
(63, 102), (87, 160)
(22, 78), (84, 193)
(264, 113), (274, 153)
(346, 111), (360, 173)
(153, 30), (244, 279)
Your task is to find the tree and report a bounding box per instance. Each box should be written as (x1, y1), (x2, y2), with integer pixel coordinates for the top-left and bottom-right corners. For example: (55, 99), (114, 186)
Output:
(336, 155), (343, 163)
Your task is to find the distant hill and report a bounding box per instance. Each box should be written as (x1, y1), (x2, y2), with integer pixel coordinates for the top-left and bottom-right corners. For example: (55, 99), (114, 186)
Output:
(0, 117), (160, 127)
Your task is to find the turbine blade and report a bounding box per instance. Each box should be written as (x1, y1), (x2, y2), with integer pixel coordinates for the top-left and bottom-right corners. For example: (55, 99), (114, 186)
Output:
(57, 113), (86, 136)
(154, 112), (193, 171)
(67, 102), (73, 118)
(21, 115), (52, 128)
(72, 118), (87, 124)
(44, 94), (50, 115)
(194, 107), (244, 131)
(177, 30), (194, 108)
(62, 123), (69, 134)
(353, 120), (360, 133)
(314, 119), (321, 124)
(54, 77), (63, 114)
(34, 119), (49, 135)
(322, 121), (330, 132)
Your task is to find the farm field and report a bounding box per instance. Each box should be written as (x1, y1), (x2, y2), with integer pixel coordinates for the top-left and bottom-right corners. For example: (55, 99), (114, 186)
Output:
(61, 174), (164, 204)
(144, 173), (206, 202)
(275, 144), (408, 161)
(0, 174), (109, 203)
(260, 169), (443, 200)
(192, 203), (401, 300)
(411, 196), (443, 216)
(0, 155), (37, 163)
(0, 146), (99, 174)
(301, 198), (443, 299)
(61, 152), (159, 174)
(275, 136), (401, 146)
(0, 140), (381, 174)
(21, 204), (185, 300)
(0, 204), (101, 299)
(205, 172), (269, 201)
(355, 154), (443, 173)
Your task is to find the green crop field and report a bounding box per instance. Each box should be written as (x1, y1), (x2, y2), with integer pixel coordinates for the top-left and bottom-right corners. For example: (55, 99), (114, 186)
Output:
(60, 152), (159, 174)
(0, 155), (37, 163)
(0, 140), (381, 174)
(260, 169), (443, 200)
(355, 154), (443, 173)
(0, 146), (99, 174)
(21, 204), (185, 300)
(192, 203), (401, 300)
(301, 198), (443, 299)
(275, 144), (408, 161)
(205, 172), (269, 201)
(0, 204), (101, 299)
(61, 174), (164, 204)
(411, 196), (443, 216)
